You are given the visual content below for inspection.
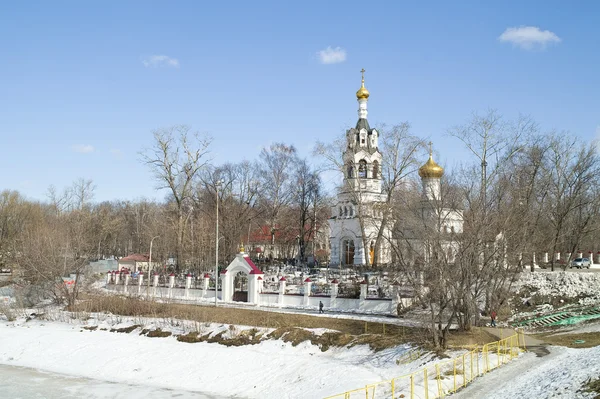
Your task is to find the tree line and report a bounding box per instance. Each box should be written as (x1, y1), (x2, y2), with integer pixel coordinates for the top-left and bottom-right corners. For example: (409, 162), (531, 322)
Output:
(2, 112), (599, 348)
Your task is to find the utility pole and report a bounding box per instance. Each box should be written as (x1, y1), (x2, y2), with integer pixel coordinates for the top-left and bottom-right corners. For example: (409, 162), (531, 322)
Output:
(215, 180), (223, 307)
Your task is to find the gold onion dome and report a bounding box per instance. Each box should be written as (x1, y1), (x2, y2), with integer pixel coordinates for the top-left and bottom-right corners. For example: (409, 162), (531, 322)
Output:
(356, 68), (370, 100)
(419, 152), (444, 179)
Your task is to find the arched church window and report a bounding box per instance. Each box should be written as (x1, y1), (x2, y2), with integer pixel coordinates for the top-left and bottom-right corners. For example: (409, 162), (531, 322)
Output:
(339, 207), (343, 217)
(344, 206), (348, 217)
(372, 161), (379, 179)
(358, 160), (367, 178)
(347, 165), (354, 178)
(349, 206), (354, 217)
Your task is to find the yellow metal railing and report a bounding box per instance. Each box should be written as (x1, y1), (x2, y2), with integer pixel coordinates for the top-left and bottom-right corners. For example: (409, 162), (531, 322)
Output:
(323, 331), (525, 399)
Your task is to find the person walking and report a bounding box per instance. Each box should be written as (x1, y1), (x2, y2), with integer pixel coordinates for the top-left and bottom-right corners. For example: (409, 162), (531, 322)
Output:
(319, 301), (324, 314)
(490, 310), (497, 327)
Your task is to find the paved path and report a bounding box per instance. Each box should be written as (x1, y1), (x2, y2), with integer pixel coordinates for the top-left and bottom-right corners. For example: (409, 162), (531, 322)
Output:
(483, 326), (549, 357)
(451, 328), (551, 398)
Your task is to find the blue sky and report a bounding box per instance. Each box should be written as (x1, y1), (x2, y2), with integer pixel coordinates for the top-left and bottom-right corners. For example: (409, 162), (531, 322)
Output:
(1, 1), (599, 202)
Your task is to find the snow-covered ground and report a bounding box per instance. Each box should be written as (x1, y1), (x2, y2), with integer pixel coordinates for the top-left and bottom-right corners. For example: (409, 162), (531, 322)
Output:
(452, 344), (600, 399)
(517, 271), (600, 306)
(0, 314), (425, 399)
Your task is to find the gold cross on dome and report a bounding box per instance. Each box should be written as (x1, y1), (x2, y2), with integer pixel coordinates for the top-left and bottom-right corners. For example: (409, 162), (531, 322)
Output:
(428, 141), (433, 156)
(360, 68), (365, 82)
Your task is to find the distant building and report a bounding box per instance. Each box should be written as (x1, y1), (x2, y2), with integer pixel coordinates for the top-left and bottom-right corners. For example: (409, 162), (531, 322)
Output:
(329, 71), (463, 267)
(118, 254), (158, 273)
(329, 70), (392, 266)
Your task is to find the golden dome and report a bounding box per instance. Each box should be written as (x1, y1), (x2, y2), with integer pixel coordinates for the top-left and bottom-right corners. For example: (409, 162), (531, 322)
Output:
(356, 68), (370, 100)
(419, 155), (444, 179)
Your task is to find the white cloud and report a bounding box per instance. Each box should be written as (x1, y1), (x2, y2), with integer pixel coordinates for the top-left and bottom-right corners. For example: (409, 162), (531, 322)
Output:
(317, 46), (347, 64)
(142, 55), (180, 68)
(72, 144), (94, 154)
(498, 26), (561, 50)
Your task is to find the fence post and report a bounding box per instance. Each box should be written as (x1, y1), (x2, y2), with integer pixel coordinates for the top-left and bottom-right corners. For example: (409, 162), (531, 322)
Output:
(424, 368), (429, 399)
(365, 385), (368, 399)
(463, 354), (467, 387)
(497, 341), (501, 368)
(410, 374), (414, 399)
(391, 378), (395, 399)
(484, 344), (489, 373)
(453, 359), (457, 393)
(470, 350), (473, 382)
(436, 364), (442, 398)
(476, 345), (480, 376)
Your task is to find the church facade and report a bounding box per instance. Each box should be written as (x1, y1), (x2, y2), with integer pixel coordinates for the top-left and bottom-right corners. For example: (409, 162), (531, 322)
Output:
(328, 71), (392, 266)
(328, 71), (463, 267)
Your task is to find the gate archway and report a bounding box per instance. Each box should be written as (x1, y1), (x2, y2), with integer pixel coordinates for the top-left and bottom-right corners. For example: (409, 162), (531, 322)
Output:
(221, 248), (264, 304)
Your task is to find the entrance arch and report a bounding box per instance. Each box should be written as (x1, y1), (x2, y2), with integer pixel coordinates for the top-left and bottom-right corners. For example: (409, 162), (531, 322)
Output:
(221, 250), (263, 304)
(232, 271), (248, 302)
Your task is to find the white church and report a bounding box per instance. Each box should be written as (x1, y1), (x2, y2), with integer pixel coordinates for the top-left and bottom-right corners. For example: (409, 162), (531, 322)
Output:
(328, 70), (463, 267)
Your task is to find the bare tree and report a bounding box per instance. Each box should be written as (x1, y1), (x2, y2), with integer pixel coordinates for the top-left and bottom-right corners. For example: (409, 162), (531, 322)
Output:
(71, 178), (96, 211)
(257, 143), (297, 259)
(291, 158), (321, 262)
(542, 134), (600, 270)
(140, 125), (211, 270)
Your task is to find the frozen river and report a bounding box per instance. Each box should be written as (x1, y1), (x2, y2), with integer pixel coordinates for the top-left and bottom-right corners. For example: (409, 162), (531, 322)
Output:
(0, 364), (229, 399)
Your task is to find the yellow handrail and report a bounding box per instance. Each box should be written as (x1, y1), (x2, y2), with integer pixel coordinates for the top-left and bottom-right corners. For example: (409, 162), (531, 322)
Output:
(323, 332), (523, 399)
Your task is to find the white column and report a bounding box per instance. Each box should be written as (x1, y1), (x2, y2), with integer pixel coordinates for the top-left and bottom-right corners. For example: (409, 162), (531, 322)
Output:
(220, 273), (228, 303)
(543, 252), (549, 263)
(185, 274), (192, 290)
(106, 272), (112, 285)
(303, 278), (312, 306)
(391, 284), (400, 316)
(359, 280), (368, 310)
(168, 274), (175, 288)
(360, 280), (368, 299)
(278, 278), (286, 306)
(248, 274), (261, 305)
(555, 252), (561, 261)
(578, 251), (583, 259)
(114, 272), (120, 285)
(257, 277), (264, 293)
(202, 274), (210, 297)
(153, 273), (159, 287)
(589, 252), (595, 265)
(330, 279), (339, 309)
(138, 273), (144, 295)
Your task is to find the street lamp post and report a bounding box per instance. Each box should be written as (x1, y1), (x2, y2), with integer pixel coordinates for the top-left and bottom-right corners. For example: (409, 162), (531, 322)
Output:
(215, 180), (223, 307)
(296, 235), (300, 267)
(147, 235), (160, 296)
